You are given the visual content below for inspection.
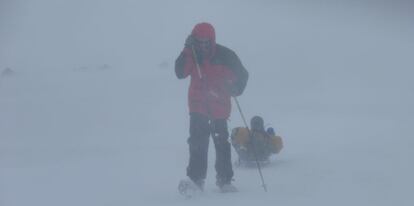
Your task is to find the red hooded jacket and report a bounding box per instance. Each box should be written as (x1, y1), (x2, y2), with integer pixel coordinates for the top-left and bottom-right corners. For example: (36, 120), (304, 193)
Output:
(175, 23), (248, 119)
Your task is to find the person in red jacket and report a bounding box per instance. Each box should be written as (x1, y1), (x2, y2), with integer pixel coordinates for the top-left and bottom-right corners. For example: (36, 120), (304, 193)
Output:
(175, 22), (248, 192)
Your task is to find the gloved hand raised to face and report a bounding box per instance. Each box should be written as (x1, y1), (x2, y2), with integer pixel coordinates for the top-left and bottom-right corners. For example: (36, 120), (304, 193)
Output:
(185, 35), (195, 48)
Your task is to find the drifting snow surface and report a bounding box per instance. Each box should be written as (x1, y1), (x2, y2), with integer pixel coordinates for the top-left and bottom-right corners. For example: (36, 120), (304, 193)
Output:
(1, 1), (414, 206)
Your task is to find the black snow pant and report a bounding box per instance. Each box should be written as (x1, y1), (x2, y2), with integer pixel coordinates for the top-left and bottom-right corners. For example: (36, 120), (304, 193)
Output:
(186, 112), (234, 184)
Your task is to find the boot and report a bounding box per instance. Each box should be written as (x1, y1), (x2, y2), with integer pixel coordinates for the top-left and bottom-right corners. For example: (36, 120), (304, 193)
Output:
(216, 178), (238, 193)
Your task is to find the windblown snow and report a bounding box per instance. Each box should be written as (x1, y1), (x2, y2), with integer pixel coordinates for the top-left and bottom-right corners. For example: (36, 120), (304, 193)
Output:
(1, 1), (413, 206)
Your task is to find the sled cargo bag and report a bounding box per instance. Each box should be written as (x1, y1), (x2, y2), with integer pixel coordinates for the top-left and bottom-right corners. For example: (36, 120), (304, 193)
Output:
(230, 127), (250, 147)
(269, 135), (283, 154)
(231, 127), (283, 154)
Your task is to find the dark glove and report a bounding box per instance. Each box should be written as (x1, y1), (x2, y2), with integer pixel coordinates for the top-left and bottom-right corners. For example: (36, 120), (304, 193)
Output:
(185, 35), (195, 48)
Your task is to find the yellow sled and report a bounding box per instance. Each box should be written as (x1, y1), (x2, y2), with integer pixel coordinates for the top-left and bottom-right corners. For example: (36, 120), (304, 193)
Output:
(231, 127), (283, 162)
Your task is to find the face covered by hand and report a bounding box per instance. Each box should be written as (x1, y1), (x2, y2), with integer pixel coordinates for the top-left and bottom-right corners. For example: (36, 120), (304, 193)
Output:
(194, 37), (212, 57)
(191, 22), (216, 60)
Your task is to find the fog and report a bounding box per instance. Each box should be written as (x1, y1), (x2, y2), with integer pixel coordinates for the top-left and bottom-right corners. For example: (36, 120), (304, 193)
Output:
(1, 1), (413, 206)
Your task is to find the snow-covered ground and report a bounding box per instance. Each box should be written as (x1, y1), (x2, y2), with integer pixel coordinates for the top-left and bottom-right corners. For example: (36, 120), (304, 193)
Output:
(1, 1), (413, 205)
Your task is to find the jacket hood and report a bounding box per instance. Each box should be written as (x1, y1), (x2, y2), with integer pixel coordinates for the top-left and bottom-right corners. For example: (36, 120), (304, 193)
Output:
(191, 22), (216, 56)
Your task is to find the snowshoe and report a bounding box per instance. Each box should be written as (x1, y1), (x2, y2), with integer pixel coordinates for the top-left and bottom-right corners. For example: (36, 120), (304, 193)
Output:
(218, 183), (238, 193)
(178, 178), (203, 198)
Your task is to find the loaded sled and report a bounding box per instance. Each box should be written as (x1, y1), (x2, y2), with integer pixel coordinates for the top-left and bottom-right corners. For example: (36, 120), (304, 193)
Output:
(230, 116), (283, 167)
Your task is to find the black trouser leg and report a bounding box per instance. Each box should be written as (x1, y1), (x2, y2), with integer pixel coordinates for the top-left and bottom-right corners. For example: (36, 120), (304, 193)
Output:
(212, 119), (234, 184)
(186, 113), (210, 182)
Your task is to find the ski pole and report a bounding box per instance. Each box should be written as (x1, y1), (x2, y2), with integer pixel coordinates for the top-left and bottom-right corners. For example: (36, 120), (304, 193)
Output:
(191, 45), (203, 79)
(233, 97), (268, 192)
